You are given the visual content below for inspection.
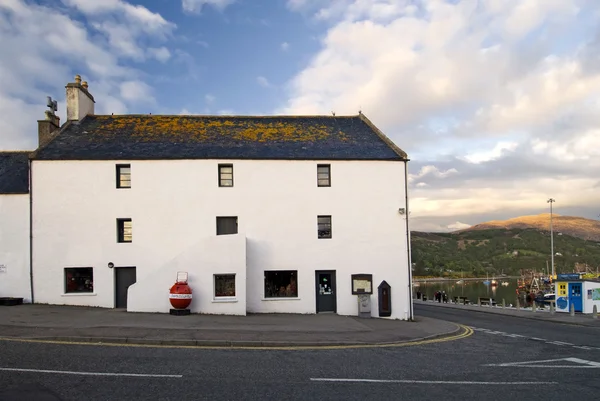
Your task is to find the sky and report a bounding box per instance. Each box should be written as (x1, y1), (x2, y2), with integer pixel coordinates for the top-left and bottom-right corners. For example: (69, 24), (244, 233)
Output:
(1, 0), (600, 231)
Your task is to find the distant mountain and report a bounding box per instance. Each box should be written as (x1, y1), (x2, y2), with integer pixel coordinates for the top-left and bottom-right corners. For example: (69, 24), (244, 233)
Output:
(455, 214), (600, 242)
(410, 227), (600, 278)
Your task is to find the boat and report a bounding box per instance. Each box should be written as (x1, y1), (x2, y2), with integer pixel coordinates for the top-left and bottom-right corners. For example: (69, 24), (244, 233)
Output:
(501, 281), (509, 286)
(456, 280), (464, 284)
(491, 279), (498, 286)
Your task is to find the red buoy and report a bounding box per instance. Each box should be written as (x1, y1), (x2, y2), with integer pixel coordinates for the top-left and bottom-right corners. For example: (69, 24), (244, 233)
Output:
(169, 273), (192, 310)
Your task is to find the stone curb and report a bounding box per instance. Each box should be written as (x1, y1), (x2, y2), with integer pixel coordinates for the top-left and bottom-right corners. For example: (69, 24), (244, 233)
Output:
(1, 323), (464, 349)
(416, 301), (599, 328)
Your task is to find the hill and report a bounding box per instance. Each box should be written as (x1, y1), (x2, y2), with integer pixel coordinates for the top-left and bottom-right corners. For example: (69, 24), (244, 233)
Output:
(410, 228), (600, 278)
(456, 214), (600, 242)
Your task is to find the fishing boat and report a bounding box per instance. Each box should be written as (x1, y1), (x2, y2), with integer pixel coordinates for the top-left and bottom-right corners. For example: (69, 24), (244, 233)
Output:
(491, 278), (498, 287)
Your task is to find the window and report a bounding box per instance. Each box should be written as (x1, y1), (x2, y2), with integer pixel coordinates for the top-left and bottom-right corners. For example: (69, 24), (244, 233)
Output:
(218, 164), (233, 187)
(216, 216), (238, 235)
(116, 164), (131, 188)
(317, 164), (331, 187)
(117, 218), (132, 242)
(65, 267), (94, 293)
(214, 274), (236, 298)
(264, 271), (298, 298)
(318, 215), (332, 239)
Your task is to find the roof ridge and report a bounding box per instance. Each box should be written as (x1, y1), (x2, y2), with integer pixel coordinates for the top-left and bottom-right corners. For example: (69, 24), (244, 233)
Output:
(93, 114), (361, 119)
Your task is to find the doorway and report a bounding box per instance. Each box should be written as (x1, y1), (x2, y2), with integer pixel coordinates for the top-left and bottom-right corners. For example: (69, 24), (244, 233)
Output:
(568, 282), (582, 312)
(115, 267), (136, 308)
(315, 270), (336, 313)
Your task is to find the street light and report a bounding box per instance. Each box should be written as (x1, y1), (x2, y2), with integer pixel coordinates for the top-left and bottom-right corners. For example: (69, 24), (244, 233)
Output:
(547, 198), (555, 293)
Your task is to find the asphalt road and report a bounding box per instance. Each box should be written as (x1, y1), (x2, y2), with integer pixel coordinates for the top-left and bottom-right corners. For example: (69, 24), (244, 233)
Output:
(1, 308), (599, 401)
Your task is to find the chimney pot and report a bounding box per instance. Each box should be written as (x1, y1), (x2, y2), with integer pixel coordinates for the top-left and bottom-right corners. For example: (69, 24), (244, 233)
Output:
(82, 81), (88, 90)
(75, 75), (82, 85)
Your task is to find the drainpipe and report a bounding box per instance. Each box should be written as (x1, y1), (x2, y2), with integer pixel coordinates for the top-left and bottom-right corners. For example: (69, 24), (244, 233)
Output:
(29, 160), (34, 304)
(404, 159), (413, 320)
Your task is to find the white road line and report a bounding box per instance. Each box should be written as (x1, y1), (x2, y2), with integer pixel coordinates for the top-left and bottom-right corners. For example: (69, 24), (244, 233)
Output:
(0, 367), (182, 378)
(310, 378), (557, 385)
(470, 326), (598, 351)
(565, 358), (600, 367)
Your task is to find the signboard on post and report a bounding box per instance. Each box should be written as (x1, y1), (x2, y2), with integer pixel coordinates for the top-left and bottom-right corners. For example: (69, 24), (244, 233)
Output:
(351, 274), (373, 295)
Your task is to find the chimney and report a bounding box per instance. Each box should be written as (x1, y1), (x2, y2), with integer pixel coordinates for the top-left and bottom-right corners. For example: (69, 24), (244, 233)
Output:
(37, 97), (61, 147)
(66, 74), (95, 121)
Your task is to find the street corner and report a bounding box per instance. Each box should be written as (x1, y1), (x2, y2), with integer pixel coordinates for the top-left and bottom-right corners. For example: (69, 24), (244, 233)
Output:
(0, 319), (473, 351)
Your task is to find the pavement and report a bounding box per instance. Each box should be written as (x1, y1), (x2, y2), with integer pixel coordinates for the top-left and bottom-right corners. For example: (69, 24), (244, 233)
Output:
(0, 304), (461, 347)
(415, 298), (600, 327)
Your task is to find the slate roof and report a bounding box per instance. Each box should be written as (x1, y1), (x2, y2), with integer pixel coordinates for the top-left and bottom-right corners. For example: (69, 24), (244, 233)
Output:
(0, 152), (30, 194)
(32, 114), (407, 161)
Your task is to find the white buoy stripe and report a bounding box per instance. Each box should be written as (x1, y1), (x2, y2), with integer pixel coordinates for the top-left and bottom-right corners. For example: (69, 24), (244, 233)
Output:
(168, 294), (192, 299)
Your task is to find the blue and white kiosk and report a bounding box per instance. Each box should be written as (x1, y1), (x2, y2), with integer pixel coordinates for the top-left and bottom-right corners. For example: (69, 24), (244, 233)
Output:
(554, 273), (600, 314)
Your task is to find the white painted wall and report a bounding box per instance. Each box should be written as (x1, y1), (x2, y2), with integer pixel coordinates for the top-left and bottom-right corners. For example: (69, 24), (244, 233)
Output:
(32, 159), (410, 319)
(128, 233), (247, 315)
(583, 281), (600, 314)
(0, 194), (31, 302)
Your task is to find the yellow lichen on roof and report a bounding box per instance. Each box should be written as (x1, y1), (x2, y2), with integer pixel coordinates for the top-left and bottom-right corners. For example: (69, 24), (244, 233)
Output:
(91, 115), (352, 142)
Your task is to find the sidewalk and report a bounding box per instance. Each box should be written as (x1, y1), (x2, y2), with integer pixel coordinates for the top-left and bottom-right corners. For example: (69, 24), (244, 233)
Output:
(416, 299), (600, 327)
(0, 304), (461, 348)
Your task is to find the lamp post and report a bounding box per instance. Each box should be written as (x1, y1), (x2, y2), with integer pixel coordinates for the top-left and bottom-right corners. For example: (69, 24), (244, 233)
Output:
(547, 198), (555, 293)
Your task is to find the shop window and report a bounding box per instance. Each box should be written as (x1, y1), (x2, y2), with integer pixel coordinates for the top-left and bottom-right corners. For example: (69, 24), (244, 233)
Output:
(214, 274), (236, 298)
(116, 164), (131, 188)
(65, 267), (94, 293)
(318, 215), (332, 239)
(218, 164), (233, 187)
(317, 164), (331, 187)
(216, 216), (238, 235)
(117, 218), (132, 243)
(264, 270), (298, 298)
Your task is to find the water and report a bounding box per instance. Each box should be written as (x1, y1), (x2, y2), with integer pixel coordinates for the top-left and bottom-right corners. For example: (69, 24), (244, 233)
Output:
(413, 278), (522, 306)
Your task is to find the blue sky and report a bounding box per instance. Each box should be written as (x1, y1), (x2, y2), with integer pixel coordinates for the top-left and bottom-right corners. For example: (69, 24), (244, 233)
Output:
(1, 0), (600, 230)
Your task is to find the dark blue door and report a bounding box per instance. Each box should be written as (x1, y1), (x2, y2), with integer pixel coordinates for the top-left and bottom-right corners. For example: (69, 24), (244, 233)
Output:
(568, 283), (583, 312)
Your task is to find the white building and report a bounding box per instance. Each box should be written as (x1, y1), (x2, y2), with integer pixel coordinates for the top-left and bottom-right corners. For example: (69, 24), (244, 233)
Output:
(0, 152), (32, 303)
(16, 75), (413, 320)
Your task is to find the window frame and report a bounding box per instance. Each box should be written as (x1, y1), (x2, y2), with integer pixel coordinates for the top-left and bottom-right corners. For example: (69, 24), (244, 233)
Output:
(117, 218), (132, 243)
(263, 270), (298, 299)
(64, 267), (94, 294)
(214, 274), (236, 299)
(317, 215), (332, 239)
(216, 216), (238, 235)
(317, 164), (331, 187)
(116, 164), (131, 189)
(218, 164), (234, 187)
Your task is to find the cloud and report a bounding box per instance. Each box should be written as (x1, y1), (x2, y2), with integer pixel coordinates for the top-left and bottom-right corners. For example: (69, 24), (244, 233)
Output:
(148, 47), (171, 63)
(120, 80), (154, 103)
(205, 94), (216, 104)
(257, 76), (272, 88)
(283, 0), (600, 227)
(447, 221), (471, 231)
(0, 0), (174, 149)
(182, 0), (235, 13)
(281, 42), (290, 51)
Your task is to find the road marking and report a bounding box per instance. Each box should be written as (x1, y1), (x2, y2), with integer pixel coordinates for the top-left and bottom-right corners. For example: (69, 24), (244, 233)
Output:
(470, 326), (600, 352)
(0, 325), (473, 351)
(0, 367), (182, 378)
(485, 357), (600, 368)
(310, 378), (557, 385)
